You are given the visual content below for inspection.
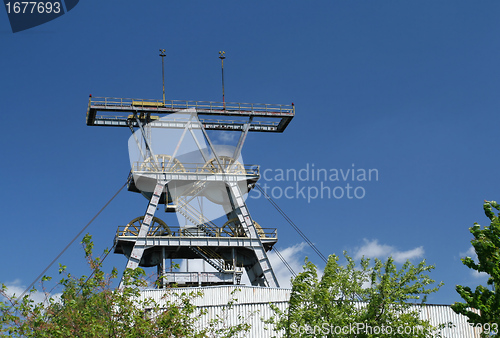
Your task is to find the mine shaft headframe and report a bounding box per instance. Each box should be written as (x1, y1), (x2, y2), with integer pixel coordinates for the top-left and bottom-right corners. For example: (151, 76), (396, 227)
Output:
(86, 96), (295, 133)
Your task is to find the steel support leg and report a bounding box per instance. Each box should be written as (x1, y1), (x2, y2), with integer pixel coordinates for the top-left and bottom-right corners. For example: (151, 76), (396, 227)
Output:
(120, 182), (165, 287)
(226, 182), (279, 288)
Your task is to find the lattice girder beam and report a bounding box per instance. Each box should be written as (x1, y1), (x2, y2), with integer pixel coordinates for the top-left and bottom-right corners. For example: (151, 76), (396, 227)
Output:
(120, 182), (166, 287)
(226, 182), (279, 288)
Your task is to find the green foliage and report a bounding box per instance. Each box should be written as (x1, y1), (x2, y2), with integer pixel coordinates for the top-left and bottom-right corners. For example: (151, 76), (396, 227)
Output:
(452, 200), (500, 337)
(268, 252), (442, 337)
(0, 234), (250, 337)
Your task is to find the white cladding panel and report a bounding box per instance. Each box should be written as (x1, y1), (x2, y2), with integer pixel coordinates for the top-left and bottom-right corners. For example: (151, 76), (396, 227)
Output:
(140, 285), (291, 307)
(139, 286), (481, 338)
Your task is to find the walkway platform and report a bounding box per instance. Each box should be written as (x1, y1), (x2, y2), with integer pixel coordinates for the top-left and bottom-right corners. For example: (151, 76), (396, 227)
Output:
(86, 97), (294, 132)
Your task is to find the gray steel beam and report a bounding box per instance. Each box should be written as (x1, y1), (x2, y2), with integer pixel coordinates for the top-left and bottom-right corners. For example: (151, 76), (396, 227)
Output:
(226, 182), (279, 288)
(91, 118), (282, 132)
(115, 236), (277, 248)
(120, 182), (166, 287)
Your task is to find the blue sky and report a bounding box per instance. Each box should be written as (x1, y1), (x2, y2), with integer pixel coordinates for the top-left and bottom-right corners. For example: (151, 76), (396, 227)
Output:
(1, 0), (500, 304)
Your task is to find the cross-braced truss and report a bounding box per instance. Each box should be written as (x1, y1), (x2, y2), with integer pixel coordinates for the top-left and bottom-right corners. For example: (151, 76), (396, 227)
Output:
(88, 97), (294, 288)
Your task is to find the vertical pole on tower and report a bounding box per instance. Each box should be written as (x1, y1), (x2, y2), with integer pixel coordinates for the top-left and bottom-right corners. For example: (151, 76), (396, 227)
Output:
(160, 49), (166, 105)
(219, 51), (226, 109)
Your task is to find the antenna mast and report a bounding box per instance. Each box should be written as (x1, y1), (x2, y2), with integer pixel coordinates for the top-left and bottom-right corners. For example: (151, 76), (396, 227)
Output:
(219, 51), (226, 109)
(160, 49), (166, 104)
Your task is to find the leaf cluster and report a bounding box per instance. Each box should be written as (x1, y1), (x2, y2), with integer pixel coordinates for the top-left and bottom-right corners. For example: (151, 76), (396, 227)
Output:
(452, 200), (500, 337)
(0, 234), (249, 338)
(269, 252), (442, 338)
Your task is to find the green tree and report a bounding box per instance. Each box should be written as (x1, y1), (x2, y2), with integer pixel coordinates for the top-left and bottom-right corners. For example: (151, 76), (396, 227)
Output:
(268, 252), (443, 337)
(0, 234), (250, 337)
(452, 200), (500, 337)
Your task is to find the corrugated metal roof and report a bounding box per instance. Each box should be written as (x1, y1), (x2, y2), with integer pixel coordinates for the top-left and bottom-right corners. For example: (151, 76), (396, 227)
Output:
(139, 286), (481, 338)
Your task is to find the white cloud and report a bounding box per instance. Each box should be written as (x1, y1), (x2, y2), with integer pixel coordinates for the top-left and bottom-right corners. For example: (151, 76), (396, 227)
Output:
(216, 131), (237, 144)
(353, 239), (424, 263)
(470, 270), (489, 279)
(465, 247), (476, 257)
(267, 242), (308, 289)
(459, 247), (489, 279)
(3, 280), (61, 305)
(459, 246), (476, 259)
(392, 247), (425, 263)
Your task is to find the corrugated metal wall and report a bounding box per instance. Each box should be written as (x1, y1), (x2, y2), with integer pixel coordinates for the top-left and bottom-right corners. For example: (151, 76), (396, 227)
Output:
(420, 304), (481, 338)
(139, 286), (481, 338)
(140, 286), (290, 337)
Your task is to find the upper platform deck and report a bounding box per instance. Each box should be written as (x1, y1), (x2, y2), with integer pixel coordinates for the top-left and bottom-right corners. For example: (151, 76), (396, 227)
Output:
(86, 96), (295, 133)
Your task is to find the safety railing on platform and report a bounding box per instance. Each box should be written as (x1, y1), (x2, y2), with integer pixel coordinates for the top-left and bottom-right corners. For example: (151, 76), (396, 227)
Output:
(89, 96), (294, 114)
(115, 225), (278, 239)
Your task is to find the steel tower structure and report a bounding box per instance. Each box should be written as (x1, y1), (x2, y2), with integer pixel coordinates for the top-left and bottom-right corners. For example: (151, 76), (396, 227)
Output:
(86, 96), (294, 288)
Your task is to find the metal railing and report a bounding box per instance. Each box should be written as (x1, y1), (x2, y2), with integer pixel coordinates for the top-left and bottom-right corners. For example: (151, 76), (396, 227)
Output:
(115, 225), (277, 239)
(90, 96), (294, 114)
(131, 161), (259, 176)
